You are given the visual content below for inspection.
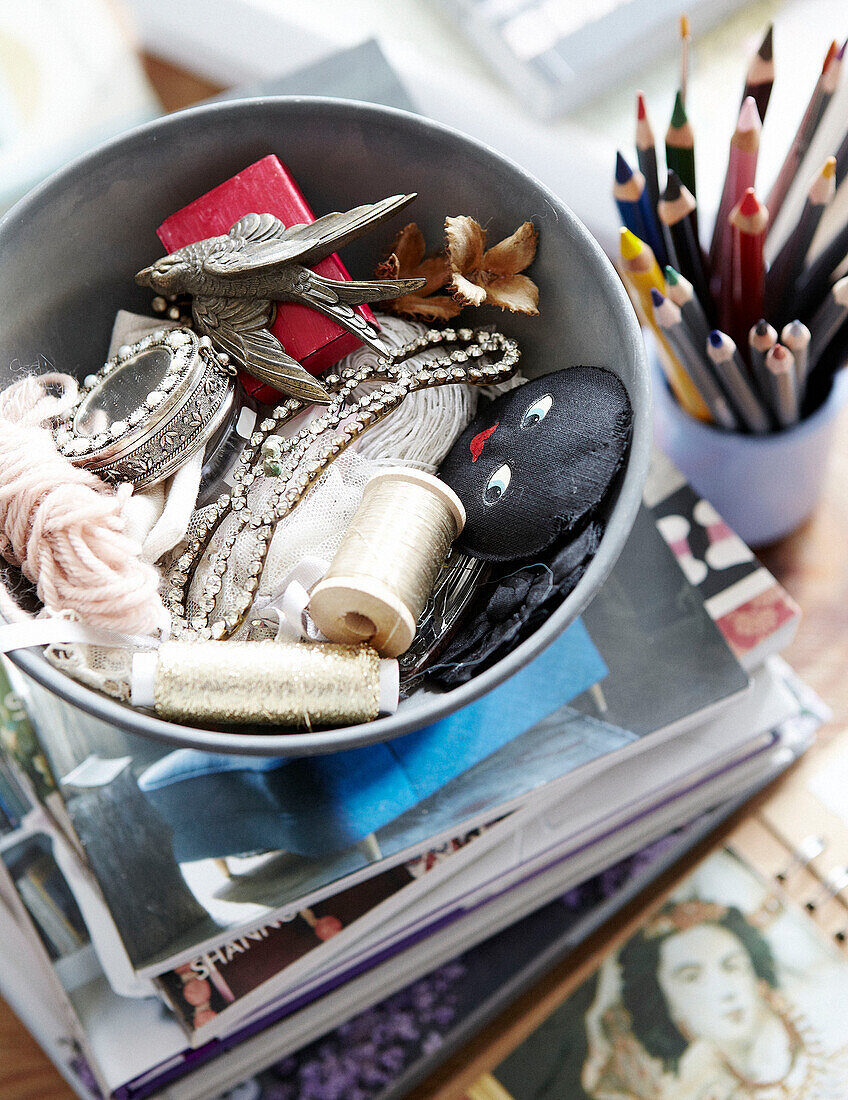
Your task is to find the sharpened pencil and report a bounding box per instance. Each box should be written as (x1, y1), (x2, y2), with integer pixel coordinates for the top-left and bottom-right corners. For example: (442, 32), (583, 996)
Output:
(765, 157), (836, 323)
(767, 39), (841, 228)
(832, 46), (848, 186)
(680, 15), (691, 106)
(710, 96), (761, 287)
(727, 188), (768, 350)
(807, 275), (848, 374)
(614, 151), (666, 265)
(749, 318), (778, 405)
(658, 172), (715, 322)
(706, 330), (771, 433)
(636, 92), (662, 223)
(742, 24), (774, 123)
(665, 90), (697, 199)
(781, 320), (811, 390)
(794, 212), (848, 320)
(764, 343), (800, 426)
(651, 289), (739, 428)
(620, 228), (711, 420)
(665, 264), (712, 350)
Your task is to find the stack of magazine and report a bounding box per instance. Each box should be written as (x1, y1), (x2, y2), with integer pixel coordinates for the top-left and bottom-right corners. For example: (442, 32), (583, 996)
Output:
(0, 452), (826, 1100)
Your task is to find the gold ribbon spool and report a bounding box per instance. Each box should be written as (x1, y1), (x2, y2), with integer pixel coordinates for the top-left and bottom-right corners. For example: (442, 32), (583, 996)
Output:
(132, 640), (396, 727)
(309, 467), (466, 658)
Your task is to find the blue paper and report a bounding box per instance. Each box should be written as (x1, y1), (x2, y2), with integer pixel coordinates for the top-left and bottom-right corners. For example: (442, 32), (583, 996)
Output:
(389, 619), (607, 798)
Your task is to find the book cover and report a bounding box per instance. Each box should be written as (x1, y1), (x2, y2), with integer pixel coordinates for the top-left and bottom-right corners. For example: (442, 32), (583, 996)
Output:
(644, 448), (801, 671)
(3, 836), (88, 960)
(469, 830), (848, 1099)
(571, 503), (748, 738)
(156, 829), (488, 1041)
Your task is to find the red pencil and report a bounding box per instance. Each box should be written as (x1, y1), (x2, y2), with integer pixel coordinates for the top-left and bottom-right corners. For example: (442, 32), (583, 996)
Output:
(727, 188), (769, 349)
(710, 97), (761, 295)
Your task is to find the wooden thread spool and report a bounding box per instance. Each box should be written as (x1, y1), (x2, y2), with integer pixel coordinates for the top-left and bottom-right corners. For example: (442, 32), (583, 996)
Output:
(309, 467), (465, 657)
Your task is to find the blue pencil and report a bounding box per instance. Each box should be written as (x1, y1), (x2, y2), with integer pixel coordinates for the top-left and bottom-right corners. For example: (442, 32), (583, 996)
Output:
(614, 151), (667, 265)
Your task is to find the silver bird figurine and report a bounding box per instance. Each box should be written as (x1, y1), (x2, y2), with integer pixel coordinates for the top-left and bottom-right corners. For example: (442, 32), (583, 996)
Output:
(136, 193), (426, 403)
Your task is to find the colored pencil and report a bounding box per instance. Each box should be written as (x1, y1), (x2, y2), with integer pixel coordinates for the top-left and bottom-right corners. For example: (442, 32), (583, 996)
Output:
(742, 24), (774, 123)
(680, 15), (691, 106)
(651, 289), (739, 428)
(766, 39), (841, 229)
(636, 92), (661, 221)
(793, 212), (848, 320)
(665, 90), (697, 199)
(763, 343), (800, 426)
(664, 264), (711, 350)
(709, 96), (761, 285)
(657, 171), (714, 321)
(706, 330), (771, 432)
(728, 188), (768, 350)
(807, 275), (848, 373)
(832, 45), (848, 186)
(749, 318), (778, 404)
(765, 157), (836, 322)
(619, 228), (710, 420)
(614, 151), (666, 265)
(780, 320), (811, 389)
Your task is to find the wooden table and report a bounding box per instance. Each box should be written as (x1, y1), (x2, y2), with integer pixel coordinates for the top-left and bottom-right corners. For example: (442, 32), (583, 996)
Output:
(2, 54), (848, 1100)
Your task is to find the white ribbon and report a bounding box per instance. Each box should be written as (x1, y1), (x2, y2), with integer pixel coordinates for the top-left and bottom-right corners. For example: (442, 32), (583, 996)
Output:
(0, 618), (160, 655)
(249, 556), (329, 642)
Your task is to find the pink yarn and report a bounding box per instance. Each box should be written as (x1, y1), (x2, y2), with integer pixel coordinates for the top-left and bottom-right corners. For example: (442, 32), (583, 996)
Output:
(0, 373), (166, 634)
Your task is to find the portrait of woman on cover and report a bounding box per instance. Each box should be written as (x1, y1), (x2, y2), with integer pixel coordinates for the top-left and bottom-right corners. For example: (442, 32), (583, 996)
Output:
(577, 890), (848, 1100)
(469, 851), (848, 1100)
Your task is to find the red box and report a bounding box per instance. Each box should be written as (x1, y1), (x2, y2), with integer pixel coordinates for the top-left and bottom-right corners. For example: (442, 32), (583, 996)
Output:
(157, 155), (377, 404)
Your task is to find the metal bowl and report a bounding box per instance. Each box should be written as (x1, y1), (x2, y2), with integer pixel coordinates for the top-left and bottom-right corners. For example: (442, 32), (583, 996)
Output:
(0, 97), (651, 755)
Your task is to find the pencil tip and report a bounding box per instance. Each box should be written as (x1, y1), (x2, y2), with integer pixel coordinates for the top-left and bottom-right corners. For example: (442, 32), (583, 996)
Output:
(755, 318), (769, 336)
(619, 227), (643, 259)
(708, 330), (723, 348)
(650, 287), (664, 308)
(738, 187), (761, 216)
(663, 265), (680, 285)
(670, 90), (688, 128)
(839, 38), (847, 61)
(663, 171), (683, 201)
(833, 276), (848, 305)
(738, 95), (761, 132)
(615, 150), (633, 183)
(636, 91), (647, 121)
(758, 23), (773, 61)
(823, 40), (838, 71)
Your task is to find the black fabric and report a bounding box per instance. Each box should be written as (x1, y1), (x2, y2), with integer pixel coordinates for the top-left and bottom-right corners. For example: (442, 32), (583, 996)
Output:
(439, 366), (632, 562)
(432, 521), (602, 687)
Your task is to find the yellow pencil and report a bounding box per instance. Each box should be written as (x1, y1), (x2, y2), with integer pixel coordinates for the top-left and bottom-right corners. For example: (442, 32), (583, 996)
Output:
(619, 228), (712, 420)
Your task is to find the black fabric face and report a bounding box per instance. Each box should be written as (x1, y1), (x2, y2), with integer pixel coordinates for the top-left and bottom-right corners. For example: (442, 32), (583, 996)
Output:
(433, 521), (602, 687)
(439, 367), (632, 562)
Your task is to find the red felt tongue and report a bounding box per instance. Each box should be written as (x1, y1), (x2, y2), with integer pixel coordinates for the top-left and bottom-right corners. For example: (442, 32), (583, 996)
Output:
(470, 421), (498, 462)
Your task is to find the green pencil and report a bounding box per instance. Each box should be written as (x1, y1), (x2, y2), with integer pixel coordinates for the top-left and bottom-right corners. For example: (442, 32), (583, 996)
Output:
(665, 90), (697, 199)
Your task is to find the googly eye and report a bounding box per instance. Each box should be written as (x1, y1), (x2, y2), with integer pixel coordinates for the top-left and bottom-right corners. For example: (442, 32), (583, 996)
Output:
(521, 393), (553, 428)
(483, 463), (511, 505)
